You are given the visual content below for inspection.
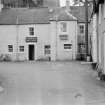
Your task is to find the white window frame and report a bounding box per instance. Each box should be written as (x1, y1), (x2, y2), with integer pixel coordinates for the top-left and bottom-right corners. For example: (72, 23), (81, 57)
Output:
(64, 44), (72, 50)
(19, 46), (24, 52)
(44, 45), (51, 55)
(60, 22), (67, 32)
(29, 27), (34, 35)
(79, 24), (85, 34)
(8, 45), (13, 52)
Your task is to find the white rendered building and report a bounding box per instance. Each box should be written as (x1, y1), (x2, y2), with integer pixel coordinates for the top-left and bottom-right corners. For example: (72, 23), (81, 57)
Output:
(0, 8), (77, 61)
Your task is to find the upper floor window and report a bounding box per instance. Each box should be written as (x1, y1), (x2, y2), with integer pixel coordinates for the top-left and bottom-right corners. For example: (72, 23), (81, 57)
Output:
(60, 22), (67, 32)
(8, 45), (13, 52)
(99, 4), (102, 24)
(79, 25), (85, 34)
(29, 27), (34, 35)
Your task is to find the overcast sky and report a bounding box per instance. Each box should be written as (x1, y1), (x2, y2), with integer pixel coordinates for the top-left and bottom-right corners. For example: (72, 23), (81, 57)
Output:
(60, 0), (73, 6)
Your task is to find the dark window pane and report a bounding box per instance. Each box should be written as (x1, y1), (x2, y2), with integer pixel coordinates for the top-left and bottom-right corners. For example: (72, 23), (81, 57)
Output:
(45, 45), (50, 49)
(80, 25), (84, 34)
(64, 44), (72, 49)
(44, 45), (51, 54)
(8, 45), (13, 52)
(29, 27), (34, 35)
(19, 46), (24, 52)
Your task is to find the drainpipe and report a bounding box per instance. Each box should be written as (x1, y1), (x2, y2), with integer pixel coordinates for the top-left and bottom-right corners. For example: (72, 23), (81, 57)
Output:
(16, 16), (19, 61)
(85, 0), (89, 61)
(55, 15), (58, 61)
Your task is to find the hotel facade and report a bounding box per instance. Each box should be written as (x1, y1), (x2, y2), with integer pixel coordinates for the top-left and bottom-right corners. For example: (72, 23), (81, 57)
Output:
(0, 8), (77, 61)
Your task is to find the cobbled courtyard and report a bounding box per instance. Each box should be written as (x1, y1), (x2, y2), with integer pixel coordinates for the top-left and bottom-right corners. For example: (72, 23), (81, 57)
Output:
(0, 61), (104, 105)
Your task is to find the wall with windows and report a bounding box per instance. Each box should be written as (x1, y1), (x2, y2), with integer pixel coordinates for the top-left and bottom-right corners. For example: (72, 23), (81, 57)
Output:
(91, 1), (105, 74)
(95, 2), (105, 73)
(0, 24), (51, 61)
(77, 23), (85, 60)
(56, 21), (77, 60)
(35, 24), (51, 60)
(0, 20), (77, 61)
(77, 22), (93, 60)
(0, 25), (18, 60)
(17, 24), (51, 60)
(78, 23), (85, 44)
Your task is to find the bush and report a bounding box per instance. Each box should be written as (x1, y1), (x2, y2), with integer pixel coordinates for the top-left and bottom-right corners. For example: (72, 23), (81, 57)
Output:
(0, 54), (11, 62)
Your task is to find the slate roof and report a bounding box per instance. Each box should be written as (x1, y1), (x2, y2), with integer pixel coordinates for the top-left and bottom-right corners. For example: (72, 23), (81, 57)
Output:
(49, 6), (92, 23)
(62, 6), (92, 23)
(0, 6), (91, 25)
(71, 6), (92, 23)
(0, 8), (50, 24)
(0, 7), (77, 25)
(57, 11), (77, 21)
(49, 9), (77, 21)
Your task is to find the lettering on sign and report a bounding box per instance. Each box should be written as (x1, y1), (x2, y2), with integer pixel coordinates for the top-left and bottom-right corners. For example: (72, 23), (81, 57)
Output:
(26, 37), (37, 43)
(59, 35), (68, 40)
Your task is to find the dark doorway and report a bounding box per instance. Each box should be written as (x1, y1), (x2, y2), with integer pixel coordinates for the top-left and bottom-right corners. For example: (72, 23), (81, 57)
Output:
(29, 45), (34, 60)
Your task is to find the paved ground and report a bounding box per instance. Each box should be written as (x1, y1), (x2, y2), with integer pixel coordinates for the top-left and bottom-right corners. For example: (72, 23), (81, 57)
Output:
(0, 61), (105, 105)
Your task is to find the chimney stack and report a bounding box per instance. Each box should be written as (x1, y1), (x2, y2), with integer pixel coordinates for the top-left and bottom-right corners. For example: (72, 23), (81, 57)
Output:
(66, 0), (70, 12)
(0, 0), (3, 12)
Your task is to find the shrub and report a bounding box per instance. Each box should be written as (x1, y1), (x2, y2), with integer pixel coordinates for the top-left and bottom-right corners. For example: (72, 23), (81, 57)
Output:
(0, 54), (11, 62)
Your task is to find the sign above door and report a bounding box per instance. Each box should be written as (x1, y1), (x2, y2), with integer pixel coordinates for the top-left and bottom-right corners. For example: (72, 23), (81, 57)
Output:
(26, 37), (37, 43)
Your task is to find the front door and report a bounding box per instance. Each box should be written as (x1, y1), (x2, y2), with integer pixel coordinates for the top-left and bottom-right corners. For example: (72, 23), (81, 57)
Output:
(29, 45), (34, 60)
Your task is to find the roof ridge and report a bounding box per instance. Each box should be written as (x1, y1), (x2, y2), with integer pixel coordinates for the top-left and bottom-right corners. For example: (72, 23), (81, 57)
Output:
(65, 10), (77, 20)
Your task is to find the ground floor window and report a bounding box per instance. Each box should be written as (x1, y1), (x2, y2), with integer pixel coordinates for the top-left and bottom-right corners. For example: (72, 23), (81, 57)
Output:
(19, 46), (24, 52)
(64, 44), (72, 49)
(78, 43), (85, 53)
(8, 45), (13, 52)
(44, 45), (51, 55)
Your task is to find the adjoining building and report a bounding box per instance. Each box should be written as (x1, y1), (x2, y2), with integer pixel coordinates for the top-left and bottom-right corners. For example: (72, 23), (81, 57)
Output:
(70, 6), (93, 61)
(92, 0), (105, 79)
(61, 5), (92, 61)
(0, 6), (77, 61)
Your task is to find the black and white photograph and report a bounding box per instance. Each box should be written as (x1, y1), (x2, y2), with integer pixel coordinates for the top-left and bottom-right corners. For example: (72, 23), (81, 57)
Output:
(0, 0), (104, 105)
